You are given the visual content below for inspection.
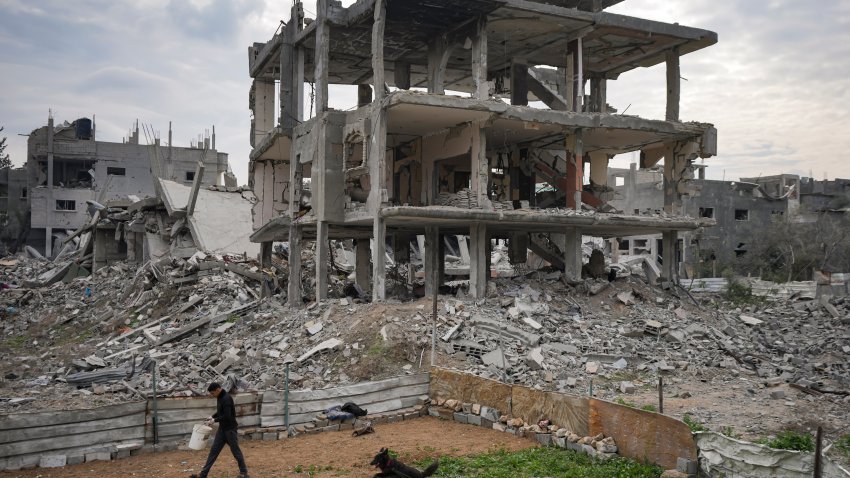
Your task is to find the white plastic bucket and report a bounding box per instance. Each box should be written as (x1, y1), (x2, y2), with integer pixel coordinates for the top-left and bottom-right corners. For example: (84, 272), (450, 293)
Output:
(188, 424), (212, 450)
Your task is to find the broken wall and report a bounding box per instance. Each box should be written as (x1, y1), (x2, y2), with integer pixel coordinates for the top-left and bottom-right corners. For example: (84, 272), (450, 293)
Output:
(251, 159), (290, 230)
(695, 432), (850, 478)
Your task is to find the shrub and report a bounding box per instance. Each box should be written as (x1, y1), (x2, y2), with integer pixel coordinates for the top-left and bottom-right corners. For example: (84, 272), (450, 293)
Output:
(754, 430), (814, 452)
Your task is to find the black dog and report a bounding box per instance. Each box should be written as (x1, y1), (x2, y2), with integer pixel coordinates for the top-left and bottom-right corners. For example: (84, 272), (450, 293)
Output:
(370, 447), (438, 478)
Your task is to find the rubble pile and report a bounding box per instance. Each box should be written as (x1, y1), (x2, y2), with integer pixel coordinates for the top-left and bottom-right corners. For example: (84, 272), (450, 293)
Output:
(2, 254), (849, 431)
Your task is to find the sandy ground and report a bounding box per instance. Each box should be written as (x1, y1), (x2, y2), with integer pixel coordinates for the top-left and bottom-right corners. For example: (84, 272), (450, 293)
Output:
(0, 417), (534, 478)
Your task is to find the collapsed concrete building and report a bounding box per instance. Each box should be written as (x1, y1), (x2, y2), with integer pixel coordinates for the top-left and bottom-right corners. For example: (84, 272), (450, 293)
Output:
(24, 114), (233, 256)
(246, 0), (718, 304)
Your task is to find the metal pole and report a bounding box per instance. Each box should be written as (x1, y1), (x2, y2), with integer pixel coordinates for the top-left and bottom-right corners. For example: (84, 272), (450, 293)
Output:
(151, 360), (158, 445)
(658, 376), (664, 414)
(284, 363), (290, 429)
(814, 426), (823, 478)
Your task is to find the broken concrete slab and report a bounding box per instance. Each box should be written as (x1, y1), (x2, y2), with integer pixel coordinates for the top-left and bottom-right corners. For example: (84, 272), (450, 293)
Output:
(297, 338), (343, 363)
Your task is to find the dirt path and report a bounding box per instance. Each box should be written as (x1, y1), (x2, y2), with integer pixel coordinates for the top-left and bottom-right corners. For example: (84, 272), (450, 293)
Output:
(0, 417), (534, 478)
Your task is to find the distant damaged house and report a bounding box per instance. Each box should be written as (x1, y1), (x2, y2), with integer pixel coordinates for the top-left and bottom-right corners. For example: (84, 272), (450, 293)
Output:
(24, 114), (232, 257)
(246, 0), (718, 304)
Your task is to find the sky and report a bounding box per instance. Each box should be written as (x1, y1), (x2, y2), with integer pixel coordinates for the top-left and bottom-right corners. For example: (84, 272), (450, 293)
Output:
(1, 0), (849, 184)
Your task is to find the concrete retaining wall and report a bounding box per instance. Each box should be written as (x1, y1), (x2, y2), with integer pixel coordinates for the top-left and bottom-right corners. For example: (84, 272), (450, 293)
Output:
(260, 373), (430, 427)
(0, 401), (147, 471)
(147, 392), (262, 443)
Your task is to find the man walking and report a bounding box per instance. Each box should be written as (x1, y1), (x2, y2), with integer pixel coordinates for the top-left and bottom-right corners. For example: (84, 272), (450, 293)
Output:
(190, 382), (249, 478)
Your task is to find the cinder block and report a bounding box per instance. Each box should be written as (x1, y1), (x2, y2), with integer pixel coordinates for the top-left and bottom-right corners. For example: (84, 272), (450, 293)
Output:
(553, 437), (566, 448)
(453, 412), (468, 424)
(263, 432), (277, 441)
(567, 442), (583, 452)
(480, 417), (494, 429)
(467, 414), (482, 426)
(39, 455), (66, 468)
(113, 450), (132, 459)
(676, 457), (698, 475)
(536, 434), (552, 446)
(85, 452), (111, 462)
(67, 455), (86, 464)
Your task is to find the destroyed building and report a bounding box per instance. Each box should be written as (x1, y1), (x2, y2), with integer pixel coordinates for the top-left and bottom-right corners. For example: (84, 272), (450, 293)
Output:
(24, 114), (233, 257)
(246, 0), (718, 303)
(610, 167), (850, 278)
(0, 166), (28, 254)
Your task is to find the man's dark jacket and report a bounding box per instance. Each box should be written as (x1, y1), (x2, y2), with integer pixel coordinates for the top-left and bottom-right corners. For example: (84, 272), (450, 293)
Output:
(212, 390), (238, 430)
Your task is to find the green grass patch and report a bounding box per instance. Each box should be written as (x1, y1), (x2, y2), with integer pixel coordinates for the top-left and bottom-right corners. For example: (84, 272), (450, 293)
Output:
(1, 334), (29, 350)
(836, 434), (850, 455)
(615, 398), (656, 413)
(682, 414), (709, 433)
(754, 430), (814, 452)
(415, 446), (662, 478)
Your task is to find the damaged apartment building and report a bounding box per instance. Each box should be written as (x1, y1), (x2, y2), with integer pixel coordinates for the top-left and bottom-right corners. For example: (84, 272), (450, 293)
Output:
(610, 167), (850, 278)
(24, 114), (234, 257)
(246, 0), (718, 304)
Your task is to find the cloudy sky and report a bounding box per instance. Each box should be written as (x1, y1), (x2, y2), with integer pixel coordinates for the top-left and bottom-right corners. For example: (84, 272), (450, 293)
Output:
(1, 0), (849, 184)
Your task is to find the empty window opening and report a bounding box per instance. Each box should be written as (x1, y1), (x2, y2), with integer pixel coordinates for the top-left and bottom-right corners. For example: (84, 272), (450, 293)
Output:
(735, 209), (749, 220)
(618, 239), (629, 251)
(735, 242), (747, 257)
(107, 167), (126, 176)
(633, 239), (649, 255)
(56, 200), (76, 211)
(615, 177), (625, 187)
(185, 171), (195, 181)
(698, 207), (714, 218)
(20, 187), (27, 199)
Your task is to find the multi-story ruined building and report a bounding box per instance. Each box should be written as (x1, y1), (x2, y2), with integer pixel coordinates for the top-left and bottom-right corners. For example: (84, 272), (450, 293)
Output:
(0, 166), (29, 253)
(25, 115), (231, 256)
(247, 0), (718, 304)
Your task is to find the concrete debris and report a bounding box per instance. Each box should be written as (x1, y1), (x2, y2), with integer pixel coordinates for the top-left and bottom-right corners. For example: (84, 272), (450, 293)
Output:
(739, 314), (763, 326)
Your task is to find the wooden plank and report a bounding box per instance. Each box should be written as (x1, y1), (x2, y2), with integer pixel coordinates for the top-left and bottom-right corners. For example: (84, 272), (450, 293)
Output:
(0, 401), (146, 430)
(0, 412), (144, 445)
(0, 425), (145, 457)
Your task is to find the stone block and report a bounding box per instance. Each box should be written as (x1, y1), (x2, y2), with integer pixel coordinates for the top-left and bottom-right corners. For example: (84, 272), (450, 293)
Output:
(113, 450), (132, 459)
(676, 457), (698, 475)
(67, 455), (86, 465)
(467, 414), (482, 426)
(770, 390), (785, 400)
(580, 444), (596, 456)
(567, 442), (583, 452)
(553, 437), (566, 448)
(252, 432), (264, 440)
(461, 403), (473, 413)
(263, 432), (278, 440)
(321, 424), (341, 432)
(387, 414), (401, 423)
(404, 412), (420, 420)
(480, 417), (494, 429)
(480, 406), (500, 422)
(39, 455), (66, 468)
(536, 433), (552, 446)
(492, 422), (506, 432)
(453, 412), (468, 424)
(620, 381), (636, 394)
(85, 452), (111, 462)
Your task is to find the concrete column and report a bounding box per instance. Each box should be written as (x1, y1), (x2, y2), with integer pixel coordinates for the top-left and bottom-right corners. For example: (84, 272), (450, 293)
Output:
(355, 238), (370, 287)
(315, 221), (329, 300)
(287, 225), (302, 306)
(470, 126), (489, 206)
(45, 227), (52, 258)
(357, 84), (372, 107)
(372, 217), (386, 301)
(372, 0), (386, 102)
(563, 228), (582, 281)
(427, 37), (451, 94)
(472, 16), (488, 100)
(394, 61), (410, 90)
(424, 226), (439, 296)
(588, 151), (608, 188)
(565, 129), (584, 209)
(510, 59), (528, 106)
(469, 223), (488, 299)
(589, 75), (606, 113)
(254, 79), (275, 145)
(314, 0), (330, 113)
(666, 47), (680, 122)
(508, 233), (528, 264)
(260, 241), (272, 268)
(662, 230), (677, 282)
